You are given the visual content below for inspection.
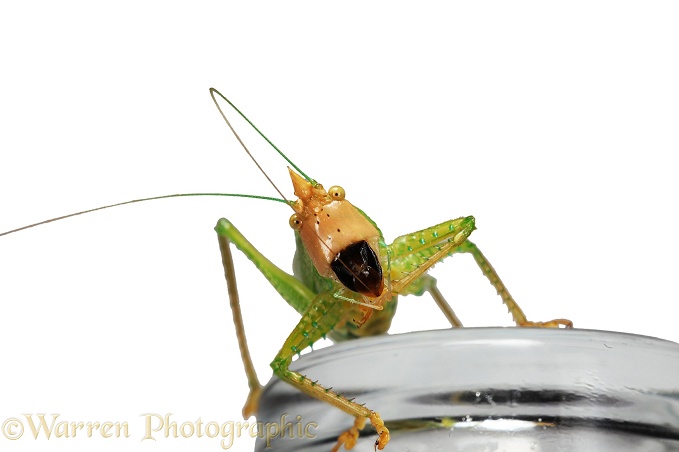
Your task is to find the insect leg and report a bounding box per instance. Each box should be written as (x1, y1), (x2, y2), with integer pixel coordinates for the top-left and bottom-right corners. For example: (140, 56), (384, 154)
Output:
(270, 291), (390, 451)
(428, 282), (464, 326)
(385, 217), (571, 328)
(215, 218), (316, 418)
(382, 216), (475, 326)
(216, 219), (390, 449)
(403, 274), (464, 327)
(455, 241), (573, 328)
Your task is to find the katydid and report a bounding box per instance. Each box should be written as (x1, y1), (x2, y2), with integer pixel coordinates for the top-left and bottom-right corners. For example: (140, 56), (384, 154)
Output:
(0, 88), (572, 451)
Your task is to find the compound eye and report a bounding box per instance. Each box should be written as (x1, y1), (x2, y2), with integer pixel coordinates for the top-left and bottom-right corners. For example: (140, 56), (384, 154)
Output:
(328, 186), (345, 201)
(289, 213), (303, 230)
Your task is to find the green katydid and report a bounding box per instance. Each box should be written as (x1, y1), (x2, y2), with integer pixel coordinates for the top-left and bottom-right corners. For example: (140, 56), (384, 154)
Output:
(0, 88), (572, 451)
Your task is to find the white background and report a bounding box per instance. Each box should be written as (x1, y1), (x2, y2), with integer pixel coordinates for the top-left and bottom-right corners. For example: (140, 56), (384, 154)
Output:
(1, 2), (678, 451)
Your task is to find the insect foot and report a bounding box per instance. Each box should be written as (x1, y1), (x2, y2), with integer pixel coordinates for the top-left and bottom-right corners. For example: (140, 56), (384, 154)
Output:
(370, 411), (390, 451)
(242, 383), (263, 418)
(330, 411), (389, 452)
(520, 318), (574, 328)
(331, 415), (366, 452)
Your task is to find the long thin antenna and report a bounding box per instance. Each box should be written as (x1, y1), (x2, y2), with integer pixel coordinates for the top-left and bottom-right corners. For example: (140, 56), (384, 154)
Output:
(3, 88), (385, 311)
(3, 89), (309, 237)
(208, 90), (385, 304)
(0, 193), (286, 237)
(210, 88), (314, 190)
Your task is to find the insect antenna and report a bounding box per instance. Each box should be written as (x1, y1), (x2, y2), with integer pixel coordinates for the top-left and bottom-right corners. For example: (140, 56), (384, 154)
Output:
(2, 90), (306, 237)
(209, 90), (384, 309)
(210, 88), (315, 204)
(0, 193), (287, 237)
(2, 90), (384, 313)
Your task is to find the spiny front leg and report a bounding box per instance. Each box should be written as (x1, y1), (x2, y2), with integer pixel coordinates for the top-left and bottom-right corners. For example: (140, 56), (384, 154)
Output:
(379, 216), (475, 327)
(385, 217), (571, 328)
(270, 291), (390, 451)
(456, 241), (573, 328)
